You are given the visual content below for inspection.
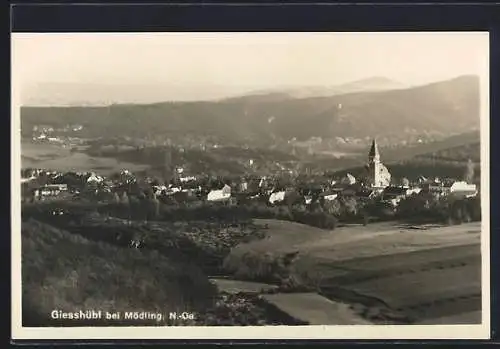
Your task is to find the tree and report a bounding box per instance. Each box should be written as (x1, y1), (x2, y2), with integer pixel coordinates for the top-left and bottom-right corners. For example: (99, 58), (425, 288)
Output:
(401, 177), (410, 187)
(129, 195), (141, 220)
(163, 146), (173, 184)
(324, 199), (342, 217)
(121, 191), (130, 205)
(342, 197), (358, 218)
(362, 214), (369, 226)
(464, 159), (475, 183)
(149, 194), (160, 220)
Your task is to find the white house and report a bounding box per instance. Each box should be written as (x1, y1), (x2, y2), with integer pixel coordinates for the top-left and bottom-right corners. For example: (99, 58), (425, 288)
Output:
(166, 186), (182, 195)
(87, 173), (104, 184)
(179, 176), (196, 183)
(21, 176), (37, 184)
(207, 184), (232, 202)
(382, 186), (422, 206)
(304, 195), (313, 205)
(448, 181), (478, 198)
(342, 173), (357, 185)
(153, 185), (168, 196)
(39, 184), (68, 197)
(269, 191), (286, 205)
(323, 193), (338, 201)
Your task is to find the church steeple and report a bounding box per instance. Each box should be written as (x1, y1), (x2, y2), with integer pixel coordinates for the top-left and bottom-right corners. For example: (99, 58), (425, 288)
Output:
(368, 139), (380, 163)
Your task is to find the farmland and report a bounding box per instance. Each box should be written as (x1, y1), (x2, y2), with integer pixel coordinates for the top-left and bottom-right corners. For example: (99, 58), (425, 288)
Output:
(225, 219), (482, 324)
(21, 141), (149, 175)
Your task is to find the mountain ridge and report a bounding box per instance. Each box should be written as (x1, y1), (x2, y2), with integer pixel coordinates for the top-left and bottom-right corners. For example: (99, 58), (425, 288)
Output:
(230, 76), (407, 101)
(21, 75), (480, 144)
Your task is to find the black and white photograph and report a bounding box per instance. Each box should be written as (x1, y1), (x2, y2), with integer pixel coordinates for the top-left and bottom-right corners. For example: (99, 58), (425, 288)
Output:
(12, 32), (489, 340)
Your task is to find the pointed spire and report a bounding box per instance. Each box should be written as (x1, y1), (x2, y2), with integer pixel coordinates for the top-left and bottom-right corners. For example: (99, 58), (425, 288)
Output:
(369, 139), (380, 163)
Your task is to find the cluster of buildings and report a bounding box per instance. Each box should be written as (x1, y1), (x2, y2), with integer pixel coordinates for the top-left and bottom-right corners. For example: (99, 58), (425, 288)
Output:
(20, 139), (478, 209)
(250, 139), (478, 208)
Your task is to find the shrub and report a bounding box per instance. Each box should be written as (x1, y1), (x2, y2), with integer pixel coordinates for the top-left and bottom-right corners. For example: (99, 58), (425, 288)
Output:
(223, 250), (291, 285)
(396, 193), (480, 224)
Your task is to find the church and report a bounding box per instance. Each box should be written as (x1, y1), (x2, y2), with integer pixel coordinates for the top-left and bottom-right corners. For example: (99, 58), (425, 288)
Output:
(365, 139), (391, 188)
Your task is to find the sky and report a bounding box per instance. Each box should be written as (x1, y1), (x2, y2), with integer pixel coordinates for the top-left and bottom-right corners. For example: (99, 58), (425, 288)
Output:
(12, 32), (489, 105)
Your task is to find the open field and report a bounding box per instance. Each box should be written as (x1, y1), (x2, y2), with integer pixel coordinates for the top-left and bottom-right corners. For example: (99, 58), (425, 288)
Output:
(230, 220), (480, 261)
(417, 311), (482, 324)
(227, 219), (482, 324)
(209, 278), (279, 295)
(260, 293), (371, 325)
(21, 141), (149, 175)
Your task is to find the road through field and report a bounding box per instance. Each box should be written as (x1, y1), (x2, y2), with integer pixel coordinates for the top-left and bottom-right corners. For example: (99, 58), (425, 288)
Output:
(229, 219), (483, 324)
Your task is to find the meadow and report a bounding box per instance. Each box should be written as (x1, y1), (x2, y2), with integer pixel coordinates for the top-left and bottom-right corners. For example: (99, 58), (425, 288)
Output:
(21, 141), (149, 175)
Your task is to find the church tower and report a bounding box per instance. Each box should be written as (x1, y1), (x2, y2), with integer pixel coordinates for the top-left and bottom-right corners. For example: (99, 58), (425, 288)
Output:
(368, 139), (381, 164)
(367, 139), (391, 188)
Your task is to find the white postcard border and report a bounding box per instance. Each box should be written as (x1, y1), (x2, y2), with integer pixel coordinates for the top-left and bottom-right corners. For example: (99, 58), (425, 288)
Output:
(11, 32), (491, 341)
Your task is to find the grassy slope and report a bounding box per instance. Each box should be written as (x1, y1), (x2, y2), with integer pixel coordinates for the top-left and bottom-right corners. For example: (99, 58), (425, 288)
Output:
(22, 219), (217, 326)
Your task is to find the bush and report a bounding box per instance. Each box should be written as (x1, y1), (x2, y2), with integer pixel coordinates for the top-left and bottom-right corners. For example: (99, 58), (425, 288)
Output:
(396, 193), (481, 224)
(223, 250), (291, 285)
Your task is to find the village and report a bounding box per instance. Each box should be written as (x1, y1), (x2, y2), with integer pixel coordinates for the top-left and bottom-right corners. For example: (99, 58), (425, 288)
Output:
(21, 139), (478, 223)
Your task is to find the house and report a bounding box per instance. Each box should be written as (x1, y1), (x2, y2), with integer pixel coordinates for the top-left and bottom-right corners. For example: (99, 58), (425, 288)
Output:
(382, 186), (420, 206)
(269, 191), (286, 205)
(320, 191), (338, 201)
(356, 188), (377, 201)
(258, 177), (268, 189)
(179, 175), (196, 183)
(341, 173), (357, 185)
(421, 181), (445, 196)
(48, 137), (62, 143)
(48, 184), (68, 191)
(340, 185), (358, 197)
(417, 176), (428, 184)
(304, 195), (313, 205)
(87, 173), (104, 184)
(21, 175), (37, 184)
(37, 184), (68, 198)
(166, 186), (182, 195)
(207, 184), (232, 202)
(330, 182), (349, 194)
(447, 181), (478, 198)
(239, 180), (248, 192)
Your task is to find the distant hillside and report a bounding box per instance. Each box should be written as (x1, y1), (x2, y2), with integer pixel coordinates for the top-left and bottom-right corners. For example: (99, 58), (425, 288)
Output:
(381, 131), (480, 162)
(416, 143), (480, 163)
(21, 75), (479, 143)
(330, 131), (481, 181)
(22, 82), (249, 106)
(245, 76), (406, 99)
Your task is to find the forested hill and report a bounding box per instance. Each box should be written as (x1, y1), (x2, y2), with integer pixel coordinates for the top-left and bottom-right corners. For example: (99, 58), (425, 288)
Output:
(21, 75), (479, 144)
